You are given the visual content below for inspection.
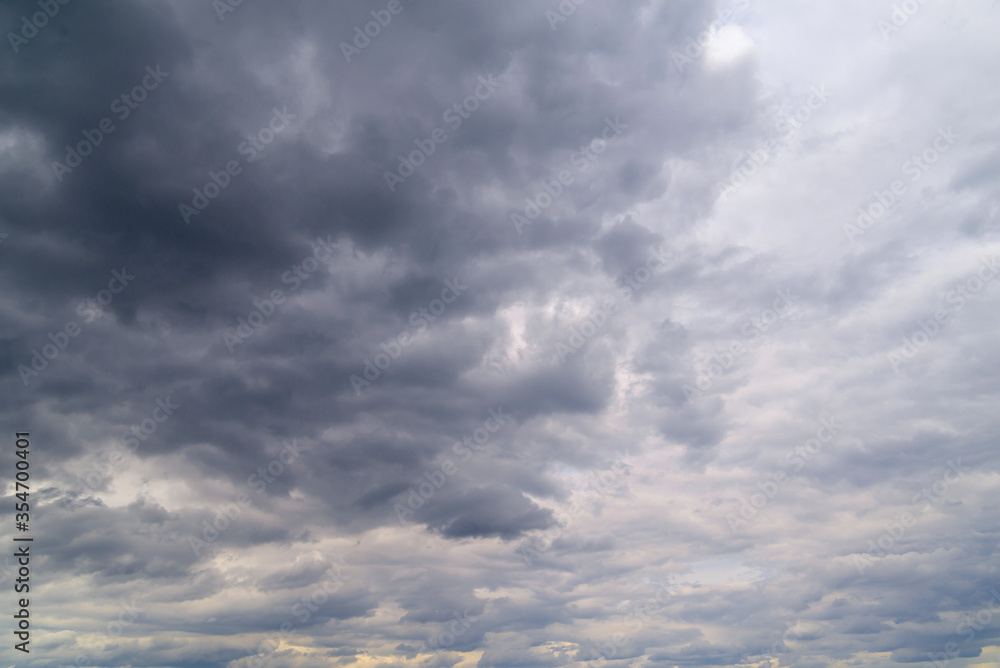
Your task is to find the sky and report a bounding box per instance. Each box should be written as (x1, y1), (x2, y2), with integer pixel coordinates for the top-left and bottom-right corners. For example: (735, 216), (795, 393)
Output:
(1, 0), (999, 666)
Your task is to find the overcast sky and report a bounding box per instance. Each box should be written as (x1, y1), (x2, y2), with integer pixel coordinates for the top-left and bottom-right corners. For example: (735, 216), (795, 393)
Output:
(2, 0), (1000, 666)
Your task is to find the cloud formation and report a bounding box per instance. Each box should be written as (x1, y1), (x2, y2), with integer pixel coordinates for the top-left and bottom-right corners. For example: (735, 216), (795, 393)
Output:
(1, 0), (999, 665)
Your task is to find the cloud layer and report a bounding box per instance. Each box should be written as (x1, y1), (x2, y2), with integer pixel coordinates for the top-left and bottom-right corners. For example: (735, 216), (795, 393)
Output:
(1, 0), (999, 666)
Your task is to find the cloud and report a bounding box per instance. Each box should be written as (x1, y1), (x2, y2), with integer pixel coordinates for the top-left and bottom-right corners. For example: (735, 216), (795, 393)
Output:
(1, 0), (999, 665)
